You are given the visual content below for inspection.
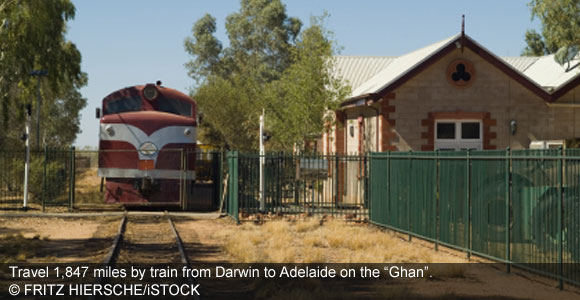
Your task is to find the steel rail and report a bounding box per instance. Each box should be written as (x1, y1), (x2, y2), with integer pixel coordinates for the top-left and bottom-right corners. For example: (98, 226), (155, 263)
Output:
(167, 214), (201, 300)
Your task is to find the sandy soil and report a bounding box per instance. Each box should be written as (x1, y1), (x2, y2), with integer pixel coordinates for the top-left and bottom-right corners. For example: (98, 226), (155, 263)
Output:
(0, 215), (578, 299)
(0, 216), (120, 263)
(173, 218), (234, 263)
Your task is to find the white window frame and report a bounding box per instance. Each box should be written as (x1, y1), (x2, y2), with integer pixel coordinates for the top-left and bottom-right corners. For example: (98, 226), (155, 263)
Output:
(434, 119), (482, 150)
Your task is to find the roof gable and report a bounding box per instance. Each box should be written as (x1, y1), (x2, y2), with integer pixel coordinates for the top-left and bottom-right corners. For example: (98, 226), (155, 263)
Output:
(340, 33), (580, 106)
(350, 34), (459, 98)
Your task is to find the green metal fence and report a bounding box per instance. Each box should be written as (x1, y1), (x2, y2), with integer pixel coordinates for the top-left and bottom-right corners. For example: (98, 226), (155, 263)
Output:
(226, 152), (368, 222)
(0, 147), (74, 211)
(369, 149), (580, 288)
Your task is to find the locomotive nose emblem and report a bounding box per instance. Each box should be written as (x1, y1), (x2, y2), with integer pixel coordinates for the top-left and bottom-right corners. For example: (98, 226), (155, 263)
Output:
(139, 142), (158, 156)
(105, 125), (115, 136)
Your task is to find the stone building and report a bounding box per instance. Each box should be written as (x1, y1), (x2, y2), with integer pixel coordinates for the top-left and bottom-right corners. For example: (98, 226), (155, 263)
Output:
(323, 32), (580, 154)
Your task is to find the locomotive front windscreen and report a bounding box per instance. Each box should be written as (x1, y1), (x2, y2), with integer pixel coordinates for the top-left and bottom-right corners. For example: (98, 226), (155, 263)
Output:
(157, 98), (192, 117)
(105, 96), (142, 114)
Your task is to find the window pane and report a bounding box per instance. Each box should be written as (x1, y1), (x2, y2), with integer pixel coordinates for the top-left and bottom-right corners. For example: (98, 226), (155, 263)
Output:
(461, 122), (480, 139)
(436, 123), (455, 139)
(157, 98), (192, 116)
(105, 96), (141, 114)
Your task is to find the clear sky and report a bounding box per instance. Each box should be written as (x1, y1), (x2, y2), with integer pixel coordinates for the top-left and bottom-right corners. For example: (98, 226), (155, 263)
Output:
(67, 0), (541, 147)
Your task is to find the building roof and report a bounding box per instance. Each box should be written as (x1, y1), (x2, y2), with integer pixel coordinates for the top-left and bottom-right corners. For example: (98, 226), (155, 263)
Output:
(336, 33), (580, 105)
(349, 35), (459, 97)
(521, 54), (580, 89)
(333, 56), (396, 91)
(502, 56), (539, 73)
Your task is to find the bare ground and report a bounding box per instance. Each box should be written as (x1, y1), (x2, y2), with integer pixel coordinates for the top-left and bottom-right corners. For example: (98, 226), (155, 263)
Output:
(0, 215), (578, 299)
(0, 216), (120, 263)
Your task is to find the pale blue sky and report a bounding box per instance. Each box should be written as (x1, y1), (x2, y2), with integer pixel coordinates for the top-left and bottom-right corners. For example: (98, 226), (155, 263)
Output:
(67, 0), (541, 147)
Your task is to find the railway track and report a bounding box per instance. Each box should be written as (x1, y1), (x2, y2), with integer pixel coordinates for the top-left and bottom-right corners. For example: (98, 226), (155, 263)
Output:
(97, 213), (200, 299)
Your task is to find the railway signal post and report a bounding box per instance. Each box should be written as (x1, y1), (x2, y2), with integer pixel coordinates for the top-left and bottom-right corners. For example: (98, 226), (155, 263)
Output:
(22, 104), (32, 209)
(259, 110), (265, 212)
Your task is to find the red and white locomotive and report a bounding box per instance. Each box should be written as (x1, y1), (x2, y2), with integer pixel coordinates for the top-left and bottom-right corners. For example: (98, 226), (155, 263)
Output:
(97, 82), (197, 206)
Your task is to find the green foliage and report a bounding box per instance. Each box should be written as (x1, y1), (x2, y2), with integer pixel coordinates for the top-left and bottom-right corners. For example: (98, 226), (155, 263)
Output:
(184, 0), (348, 151)
(29, 157), (68, 203)
(265, 16), (349, 149)
(522, 29), (557, 56)
(523, 0), (580, 60)
(0, 0), (87, 148)
(2, 151), (69, 203)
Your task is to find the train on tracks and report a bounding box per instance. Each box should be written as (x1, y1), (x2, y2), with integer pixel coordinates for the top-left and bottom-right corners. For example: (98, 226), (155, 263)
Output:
(97, 82), (197, 207)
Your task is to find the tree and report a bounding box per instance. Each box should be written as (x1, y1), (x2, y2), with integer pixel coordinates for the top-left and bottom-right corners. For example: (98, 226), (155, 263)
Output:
(523, 0), (580, 58)
(0, 0), (87, 148)
(522, 29), (558, 56)
(265, 16), (348, 150)
(184, 0), (347, 151)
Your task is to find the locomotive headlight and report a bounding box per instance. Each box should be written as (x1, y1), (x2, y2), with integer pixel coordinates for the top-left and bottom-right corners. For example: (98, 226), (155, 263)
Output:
(184, 128), (192, 136)
(139, 141), (158, 156)
(143, 85), (158, 100)
(105, 125), (114, 136)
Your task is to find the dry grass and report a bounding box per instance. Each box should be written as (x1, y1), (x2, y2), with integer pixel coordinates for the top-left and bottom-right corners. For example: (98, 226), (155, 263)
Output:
(214, 219), (466, 263)
(74, 168), (105, 204)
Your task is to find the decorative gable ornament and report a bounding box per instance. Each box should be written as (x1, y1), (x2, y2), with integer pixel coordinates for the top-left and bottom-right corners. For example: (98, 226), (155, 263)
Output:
(446, 59), (475, 88)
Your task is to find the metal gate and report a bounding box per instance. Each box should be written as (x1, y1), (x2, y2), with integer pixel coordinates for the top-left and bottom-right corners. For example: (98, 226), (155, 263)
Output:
(0, 147), (74, 211)
(183, 150), (224, 211)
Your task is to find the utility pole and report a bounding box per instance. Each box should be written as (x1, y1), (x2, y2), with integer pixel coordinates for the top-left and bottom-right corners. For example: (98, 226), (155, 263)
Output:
(22, 104), (32, 209)
(259, 109), (265, 212)
(29, 70), (48, 148)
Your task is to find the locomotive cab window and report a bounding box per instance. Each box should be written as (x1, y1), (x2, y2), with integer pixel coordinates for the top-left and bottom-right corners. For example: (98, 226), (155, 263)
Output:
(105, 96), (142, 114)
(156, 98), (192, 117)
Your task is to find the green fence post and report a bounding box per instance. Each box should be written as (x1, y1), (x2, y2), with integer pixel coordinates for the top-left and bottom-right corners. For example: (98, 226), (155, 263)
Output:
(505, 147), (511, 273)
(408, 150), (412, 242)
(228, 151), (239, 224)
(42, 146), (47, 212)
(558, 146), (564, 290)
(69, 146), (75, 212)
(386, 150), (390, 225)
(434, 149), (439, 251)
(466, 149), (471, 259)
(218, 150), (224, 210)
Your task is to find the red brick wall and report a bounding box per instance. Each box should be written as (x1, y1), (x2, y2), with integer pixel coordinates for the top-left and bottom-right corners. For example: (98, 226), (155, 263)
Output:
(379, 94), (396, 151)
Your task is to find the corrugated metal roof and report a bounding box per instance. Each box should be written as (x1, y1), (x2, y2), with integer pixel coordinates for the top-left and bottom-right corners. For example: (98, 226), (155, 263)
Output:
(522, 54), (580, 88)
(350, 34), (459, 97)
(501, 56), (539, 73)
(333, 56), (396, 91)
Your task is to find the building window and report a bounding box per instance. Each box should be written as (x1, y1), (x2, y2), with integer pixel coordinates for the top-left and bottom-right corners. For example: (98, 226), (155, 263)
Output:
(446, 59), (475, 88)
(435, 120), (481, 150)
